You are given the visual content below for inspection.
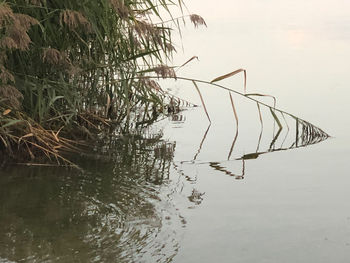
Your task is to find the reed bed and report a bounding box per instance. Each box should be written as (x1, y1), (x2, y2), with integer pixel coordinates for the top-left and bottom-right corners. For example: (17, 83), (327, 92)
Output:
(0, 0), (205, 163)
(0, 1), (328, 165)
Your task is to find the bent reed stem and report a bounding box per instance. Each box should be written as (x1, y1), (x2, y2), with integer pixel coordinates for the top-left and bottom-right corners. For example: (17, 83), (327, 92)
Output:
(115, 75), (330, 137)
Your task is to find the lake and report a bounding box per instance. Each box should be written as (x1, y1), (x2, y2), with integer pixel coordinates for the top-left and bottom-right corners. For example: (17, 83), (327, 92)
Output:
(1, 0), (350, 262)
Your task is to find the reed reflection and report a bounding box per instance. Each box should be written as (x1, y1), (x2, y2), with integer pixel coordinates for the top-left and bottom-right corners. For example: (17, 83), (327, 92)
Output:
(0, 135), (183, 263)
(178, 109), (329, 180)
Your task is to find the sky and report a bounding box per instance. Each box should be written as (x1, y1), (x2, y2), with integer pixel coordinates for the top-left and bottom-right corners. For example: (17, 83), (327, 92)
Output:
(161, 0), (350, 132)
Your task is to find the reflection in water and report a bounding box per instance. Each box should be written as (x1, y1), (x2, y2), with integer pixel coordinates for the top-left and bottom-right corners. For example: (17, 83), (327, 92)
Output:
(210, 160), (245, 180)
(0, 136), (185, 263)
(227, 126), (239, 161)
(180, 108), (329, 180)
(188, 189), (205, 206)
(295, 118), (329, 147)
(193, 124), (211, 161)
(227, 91), (239, 160)
(0, 109), (330, 262)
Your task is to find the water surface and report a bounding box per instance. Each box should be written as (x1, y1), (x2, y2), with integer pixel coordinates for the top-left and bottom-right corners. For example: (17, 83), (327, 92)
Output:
(167, 0), (350, 262)
(1, 0), (350, 262)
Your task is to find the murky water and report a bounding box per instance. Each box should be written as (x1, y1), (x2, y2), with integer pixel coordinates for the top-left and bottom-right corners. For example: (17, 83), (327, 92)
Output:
(0, 138), (187, 262)
(1, 0), (350, 262)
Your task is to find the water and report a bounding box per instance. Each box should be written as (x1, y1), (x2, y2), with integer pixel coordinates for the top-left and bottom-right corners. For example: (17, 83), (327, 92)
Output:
(1, 0), (350, 262)
(0, 138), (186, 262)
(167, 0), (350, 262)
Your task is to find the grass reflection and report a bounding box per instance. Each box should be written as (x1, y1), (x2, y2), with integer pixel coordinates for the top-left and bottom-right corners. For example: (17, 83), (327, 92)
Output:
(176, 106), (329, 181)
(0, 135), (182, 263)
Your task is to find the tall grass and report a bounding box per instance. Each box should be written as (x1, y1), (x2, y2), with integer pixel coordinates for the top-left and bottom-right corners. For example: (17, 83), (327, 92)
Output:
(0, 0), (204, 163)
(0, 1), (328, 165)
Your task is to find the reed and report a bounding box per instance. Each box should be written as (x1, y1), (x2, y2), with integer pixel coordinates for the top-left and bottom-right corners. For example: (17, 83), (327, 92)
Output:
(120, 73), (329, 139)
(0, 0), (206, 163)
(0, 1), (328, 165)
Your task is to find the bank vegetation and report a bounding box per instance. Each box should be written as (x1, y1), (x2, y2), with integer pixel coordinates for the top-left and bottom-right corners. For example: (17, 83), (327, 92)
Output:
(0, 0), (205, 164)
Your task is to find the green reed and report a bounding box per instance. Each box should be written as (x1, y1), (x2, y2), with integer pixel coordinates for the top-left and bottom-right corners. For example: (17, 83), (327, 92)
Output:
(0, 0), (205, 162)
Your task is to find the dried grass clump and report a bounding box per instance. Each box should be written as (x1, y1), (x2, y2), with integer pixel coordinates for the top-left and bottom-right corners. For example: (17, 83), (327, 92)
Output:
(0, 111), (78, 166)
(60, 10), (92, 32)
(190, 14), (207, 28)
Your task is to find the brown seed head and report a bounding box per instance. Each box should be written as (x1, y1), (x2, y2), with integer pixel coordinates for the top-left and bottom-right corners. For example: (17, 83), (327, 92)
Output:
(2, 13), (39, 51)
(164, 42), (176, 53)
(134, 20), (155, 37)
(42, 48), (62, 65)
(190, 14), (207, 28)
(0, 66), (15, 84)
(60, 10), (92, 32)
(7, 23), (32, 51)
(0, 2), (15, 26)
(14, 13), (39, 30)
(154, 65), (177, 79)
(0, 85), (23, 109)
(0, 36), (18, 49)
(141, 78), (162, 92)
(109, 0), (130, 19)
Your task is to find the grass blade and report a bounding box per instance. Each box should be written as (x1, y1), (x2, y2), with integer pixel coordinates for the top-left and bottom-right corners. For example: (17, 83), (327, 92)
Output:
(177, 56), (199, 71)
(192, 81), (211, 123)
(211, 69), (246, 93)
(246, 93), (276, 108)
(1, 119), (23, 128)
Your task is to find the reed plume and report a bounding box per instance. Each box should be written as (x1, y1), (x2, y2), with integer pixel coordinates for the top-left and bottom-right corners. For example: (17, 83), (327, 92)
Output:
(60, 10), (92, 32)
(190, 14), (207, 28)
